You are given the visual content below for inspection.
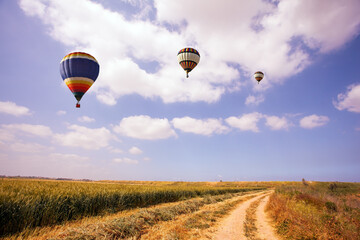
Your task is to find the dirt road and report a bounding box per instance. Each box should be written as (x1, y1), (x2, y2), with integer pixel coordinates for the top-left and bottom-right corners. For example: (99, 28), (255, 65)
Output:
(214, 191), (279, 240)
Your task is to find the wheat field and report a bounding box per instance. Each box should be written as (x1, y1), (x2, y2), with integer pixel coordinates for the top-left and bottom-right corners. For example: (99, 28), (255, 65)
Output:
(0, 178), (267, 237)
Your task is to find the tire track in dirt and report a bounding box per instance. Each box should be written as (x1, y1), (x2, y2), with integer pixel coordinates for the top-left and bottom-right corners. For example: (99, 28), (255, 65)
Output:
(139, 191), (265, 240)
(214, 191), (278, 240)
(214, 192), (268, 240)
(255, 195), (279, 240)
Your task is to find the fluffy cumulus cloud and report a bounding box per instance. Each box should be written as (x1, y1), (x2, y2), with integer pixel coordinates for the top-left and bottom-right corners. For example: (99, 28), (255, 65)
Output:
(333, 83), (360, 113)
(129, 146), (143, 155)
(265, 115), (291, 131)
(56, 110), (66, 116)
(19, 0), (360, 105)
(156, 0), (360, 83)
(78, 116), (95, 123)
(300, 114), (329, 129)
(172, 117), (229, 136)
(113, 115), (177, 140)
(19, 0), (234, 104)
(53, 125), (115, 149)
(225, 112), (263, 132)
(0, 101), (31, 116)
(245, 95), (265, 106)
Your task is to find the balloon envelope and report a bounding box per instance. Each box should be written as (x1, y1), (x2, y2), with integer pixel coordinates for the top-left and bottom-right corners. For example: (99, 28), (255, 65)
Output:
(177, 48), (200, 78)
(60, 52), (99, 107)
(254, 71), (264, 84)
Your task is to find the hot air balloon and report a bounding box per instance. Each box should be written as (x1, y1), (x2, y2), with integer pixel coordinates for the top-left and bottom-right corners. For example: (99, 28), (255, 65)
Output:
(60, 52), (99, 108)
(254, 71), (264, 84)
(177, 48), (200, 78)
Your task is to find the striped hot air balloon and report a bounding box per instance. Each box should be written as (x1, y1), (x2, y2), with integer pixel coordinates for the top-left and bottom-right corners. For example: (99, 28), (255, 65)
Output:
(177, 48), (200, 78)
(60, 52), (100, 108)
(254, 71), (264, 84)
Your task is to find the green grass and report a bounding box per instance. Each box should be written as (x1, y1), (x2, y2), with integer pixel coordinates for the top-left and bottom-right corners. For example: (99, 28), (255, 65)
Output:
(0, 178), (266, 237)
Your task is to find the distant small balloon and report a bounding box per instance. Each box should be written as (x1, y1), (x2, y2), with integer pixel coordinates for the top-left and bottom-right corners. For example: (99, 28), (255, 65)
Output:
(254, 71), (264, 84)
(60, 52), (100, 108)
(177, 48), (200, 78)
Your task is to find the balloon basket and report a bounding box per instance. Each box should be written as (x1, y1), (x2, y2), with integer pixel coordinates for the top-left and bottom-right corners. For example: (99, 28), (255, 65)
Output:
(76, 103), (80, 108)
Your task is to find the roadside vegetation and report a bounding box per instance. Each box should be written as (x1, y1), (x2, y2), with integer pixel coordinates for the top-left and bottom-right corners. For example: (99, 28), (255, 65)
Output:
(59, 192), (255, 239)
(0, 178), (267, 238)
(267, 181), (360, 240)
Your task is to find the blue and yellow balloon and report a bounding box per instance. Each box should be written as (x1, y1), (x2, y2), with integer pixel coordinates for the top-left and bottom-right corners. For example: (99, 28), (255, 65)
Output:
(60, 52), (99, 108)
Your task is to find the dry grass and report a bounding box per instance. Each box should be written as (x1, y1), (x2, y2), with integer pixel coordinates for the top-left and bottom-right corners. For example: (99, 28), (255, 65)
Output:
(267, 182), (360, 240)
(1, 178), (266, 238)
(244, 196), (266, 240)
(141, 191), (265, 239)
(7, 192), (260, 240)
(55, 192), (255, 239)
(2, 199), (195, 240)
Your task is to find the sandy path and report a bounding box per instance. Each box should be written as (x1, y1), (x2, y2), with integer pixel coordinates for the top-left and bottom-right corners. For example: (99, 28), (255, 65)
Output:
(140, 191), (263, 240)
(256, 195), (279, 240)
(214, 192), (268, 240)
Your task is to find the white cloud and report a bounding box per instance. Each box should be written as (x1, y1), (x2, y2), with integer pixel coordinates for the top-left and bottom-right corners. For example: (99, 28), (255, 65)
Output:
(107, 146), (123, 154)
(120, 0), (144, 7)
(156, 0), (360, 85)
(225, 112), (263, 132)
(267, 0), (360, 53)
(113, 115), (177, 140)
(172, 117), (229, 136)
(113, 157), (139, 164)
(54, 125), (115, 149)
(96, 92), (117, 106)
(333, 83), (360, 113)
(0, 129), (15, 143)
(19, 0), (45, 17)
(300, 114), (329, 129)
(57, 110), (66, 116)
(265, 115), (291, 130)
(0, 101), (31, 116)
(245, 95), (265, 106)
(78, 116), (95, 123)
(129, 146), (143, 155)
(20, 0), (360, 106)
(50, 153), (89, 162)
(2, 124), (52, 138)
(119, 0), (153, 19)
(9, 142), (51, 153)
(19, 0), (237, 105)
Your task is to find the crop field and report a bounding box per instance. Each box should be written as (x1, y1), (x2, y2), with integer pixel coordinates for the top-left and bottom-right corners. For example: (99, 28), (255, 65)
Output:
(0, 178), (267, 238)
(267, 181), (360, 240)
(3, 178), (358, 240)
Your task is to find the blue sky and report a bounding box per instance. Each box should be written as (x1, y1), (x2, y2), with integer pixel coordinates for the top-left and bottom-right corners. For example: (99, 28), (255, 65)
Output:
(1, 0), (360, 181)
